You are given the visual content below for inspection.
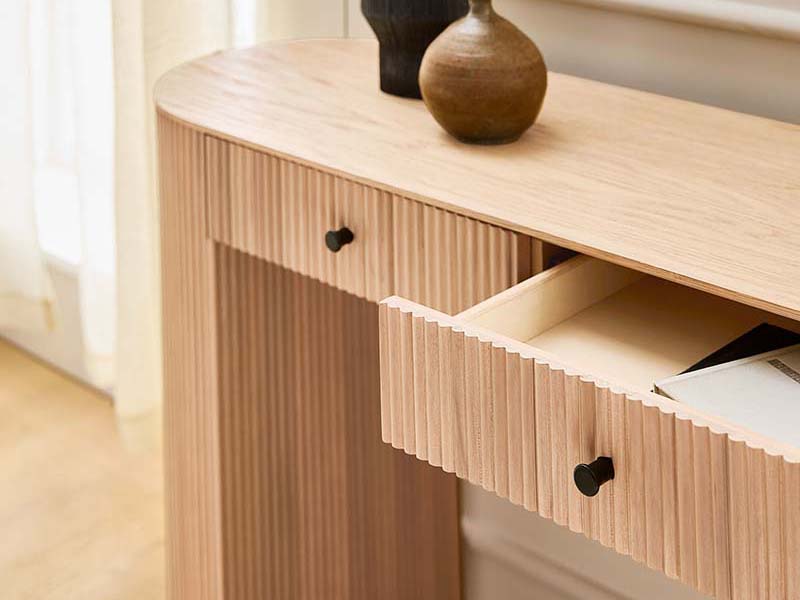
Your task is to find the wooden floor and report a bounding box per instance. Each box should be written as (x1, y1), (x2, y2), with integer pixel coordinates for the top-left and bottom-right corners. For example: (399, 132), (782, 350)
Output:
(0, 340), (164, 600)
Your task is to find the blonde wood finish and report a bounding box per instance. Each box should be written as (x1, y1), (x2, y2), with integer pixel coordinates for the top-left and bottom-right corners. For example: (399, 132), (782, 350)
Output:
(458, 255), (645, 338)
(160, 114), (539, 599)
(392, 195), (537, 315)
(155, 39), (800, 321)
(162, 115), (461, 600)
(157, 39), (800, 600)
(214, 245), (460, 600)
(159, 115), (223, 600)
(205, 136), (393, 302)
(378, 257), (800, 600)
(467, 256), (800, 399)
(204, 134), (540, 311)
(0, 340), (164, 600)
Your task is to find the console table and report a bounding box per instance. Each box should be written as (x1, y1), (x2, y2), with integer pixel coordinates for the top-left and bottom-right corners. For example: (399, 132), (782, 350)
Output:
(155, 39), (800, 600)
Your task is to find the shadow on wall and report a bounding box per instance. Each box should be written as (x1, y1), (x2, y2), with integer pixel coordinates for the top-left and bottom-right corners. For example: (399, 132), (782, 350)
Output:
(347, 0), (800, 124)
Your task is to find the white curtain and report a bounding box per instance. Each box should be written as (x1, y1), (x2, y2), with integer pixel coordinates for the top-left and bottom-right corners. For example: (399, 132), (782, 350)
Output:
(68, 1), (117, 387)
(110, 0), (345, 418)
(0, 3), (55, 333)
(5, 1), (116, 387)
(112, 0), (233, 419)
(2, 0), (349, 420)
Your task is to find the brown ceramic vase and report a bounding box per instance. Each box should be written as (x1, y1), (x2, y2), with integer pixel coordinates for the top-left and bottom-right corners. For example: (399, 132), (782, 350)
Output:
(419, 0), (548, 144)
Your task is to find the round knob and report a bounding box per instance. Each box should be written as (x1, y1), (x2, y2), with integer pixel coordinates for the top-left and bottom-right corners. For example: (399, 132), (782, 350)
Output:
(573, 457), (615, 497)
(325, 227), (354, 253)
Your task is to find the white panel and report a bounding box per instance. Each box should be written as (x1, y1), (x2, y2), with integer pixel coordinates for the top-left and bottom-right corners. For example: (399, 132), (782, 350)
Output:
(558, 0), (800, 41)
(347, 0), (375, 38)
(461, 484), (711, 600)
(266, 0), (346, 40)
(494, 0), (800, 123)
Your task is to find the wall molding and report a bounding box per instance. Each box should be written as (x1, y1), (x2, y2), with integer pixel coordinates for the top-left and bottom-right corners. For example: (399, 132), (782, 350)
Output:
(554, 0), (800, 41)
(461, 517), (628, 600)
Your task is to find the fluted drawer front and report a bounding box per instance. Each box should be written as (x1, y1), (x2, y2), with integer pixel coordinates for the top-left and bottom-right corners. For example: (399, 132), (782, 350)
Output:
(379, 256), (800, 600)
(204, 136), (547, 309)
(205, 136), (393, 301)
(391, 195), (540, 316)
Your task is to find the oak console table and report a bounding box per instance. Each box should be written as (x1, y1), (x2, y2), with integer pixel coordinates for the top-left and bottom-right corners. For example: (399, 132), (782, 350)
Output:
(155, 39), (800, 600)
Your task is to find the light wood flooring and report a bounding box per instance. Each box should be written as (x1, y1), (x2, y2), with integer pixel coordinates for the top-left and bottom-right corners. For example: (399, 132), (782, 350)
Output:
(0, 340), (164, 599)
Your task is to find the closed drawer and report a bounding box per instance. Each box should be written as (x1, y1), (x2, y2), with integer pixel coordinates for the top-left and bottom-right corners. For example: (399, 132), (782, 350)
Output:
(205, 136), (393, 301)
(204, 135), (546, 306)
(379, 255), (800, 600)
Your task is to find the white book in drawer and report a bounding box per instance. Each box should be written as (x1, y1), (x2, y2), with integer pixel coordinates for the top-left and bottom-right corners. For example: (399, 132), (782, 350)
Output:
(655, 344), (800, 447)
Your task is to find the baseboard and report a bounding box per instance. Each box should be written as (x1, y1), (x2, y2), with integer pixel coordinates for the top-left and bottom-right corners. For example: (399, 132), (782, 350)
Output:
(0, 258), (93, 387)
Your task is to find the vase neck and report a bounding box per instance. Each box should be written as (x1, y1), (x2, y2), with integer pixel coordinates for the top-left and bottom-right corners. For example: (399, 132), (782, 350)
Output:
(469, 0), (493, 19)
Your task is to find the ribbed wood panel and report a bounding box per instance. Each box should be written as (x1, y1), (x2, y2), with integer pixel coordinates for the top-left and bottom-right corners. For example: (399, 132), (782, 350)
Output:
(205, 136), (393, 302)
(379, 297), (800, 600)
(392, 195), (535, 315)
(156, 39), (800, 323)
(206, 136), (540, 312)
(159, 115), (223, 599)
(164, 119), (543, 600)
(215, 247), (460, 600)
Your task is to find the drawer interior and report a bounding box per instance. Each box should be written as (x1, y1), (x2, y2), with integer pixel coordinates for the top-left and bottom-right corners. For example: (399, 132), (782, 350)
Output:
(461, 255), (800, 447)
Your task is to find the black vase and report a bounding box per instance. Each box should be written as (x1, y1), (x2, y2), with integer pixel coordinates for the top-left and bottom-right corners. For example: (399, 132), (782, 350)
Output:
(362, 0), (468, 99)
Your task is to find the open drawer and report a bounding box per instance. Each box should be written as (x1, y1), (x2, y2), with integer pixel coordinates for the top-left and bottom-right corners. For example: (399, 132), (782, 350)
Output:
(378, 255), (800, 600)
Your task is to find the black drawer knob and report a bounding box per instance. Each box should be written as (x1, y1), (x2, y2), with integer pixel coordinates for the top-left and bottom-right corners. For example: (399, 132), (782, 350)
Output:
(573, 457), (615, 497)
(325, 227), (354, 253)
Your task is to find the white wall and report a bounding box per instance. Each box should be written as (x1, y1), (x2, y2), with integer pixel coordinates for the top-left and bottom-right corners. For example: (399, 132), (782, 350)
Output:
(348, 0), (800, 125)
(462, 485), (710, 599)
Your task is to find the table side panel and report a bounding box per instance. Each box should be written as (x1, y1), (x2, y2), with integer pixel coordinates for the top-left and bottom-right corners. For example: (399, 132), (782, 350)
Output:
(167, 126), (546, 600)
(159, 115), (223, 599)
(213, 246), (461, 600)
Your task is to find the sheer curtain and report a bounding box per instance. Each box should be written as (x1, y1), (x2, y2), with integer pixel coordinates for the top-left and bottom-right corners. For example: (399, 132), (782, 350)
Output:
(0, 3), (55, 333)
(112, 0), (262, 419)
(2, 0), (349, 421)
(112, 0), (233, 419)
(110, 0), (348, 418)
(5, 1), (116, 388)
